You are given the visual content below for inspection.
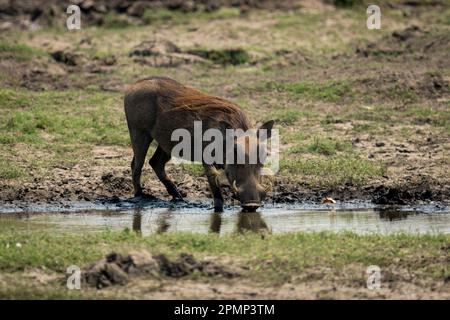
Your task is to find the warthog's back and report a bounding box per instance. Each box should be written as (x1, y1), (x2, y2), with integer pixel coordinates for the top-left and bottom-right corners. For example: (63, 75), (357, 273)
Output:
(124, 76), (252, 155)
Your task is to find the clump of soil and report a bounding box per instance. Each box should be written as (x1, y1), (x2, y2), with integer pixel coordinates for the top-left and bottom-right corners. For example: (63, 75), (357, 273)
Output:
(129, 39), (208, 67)
(83, 250), (239, 288)
(129, 39), (250, 66)
(186, 48), (250, 65)
(101, 172), (133, 194)
(155, 253), (238, 278)
(51, 50), (83, 66)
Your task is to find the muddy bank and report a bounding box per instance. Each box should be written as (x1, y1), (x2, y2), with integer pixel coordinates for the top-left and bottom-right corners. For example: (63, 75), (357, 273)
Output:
(1, 165), (449, 207)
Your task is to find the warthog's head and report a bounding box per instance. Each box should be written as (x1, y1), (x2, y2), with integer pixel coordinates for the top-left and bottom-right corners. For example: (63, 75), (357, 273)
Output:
(223, 120), (275, 212)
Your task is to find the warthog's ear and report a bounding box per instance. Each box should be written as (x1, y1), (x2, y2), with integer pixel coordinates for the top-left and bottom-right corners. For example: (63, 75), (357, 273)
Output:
(258, 120), (275, 141)
(219, 121), (237, 143)
(218, 121), (232, 132)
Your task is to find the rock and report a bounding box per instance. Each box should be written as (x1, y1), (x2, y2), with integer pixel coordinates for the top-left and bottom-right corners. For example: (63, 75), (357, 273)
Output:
(130, 39), (208, 67)
(127, 250), (159, 275)
(81, 0), (96, 12)
(127, 1), (161, 17)
(0, 21), (13, 31)
(392, 25), (422, 42)
(130, 39), (181, 57)
(104, 262), (128, 285)
(84, 258), (108, 287)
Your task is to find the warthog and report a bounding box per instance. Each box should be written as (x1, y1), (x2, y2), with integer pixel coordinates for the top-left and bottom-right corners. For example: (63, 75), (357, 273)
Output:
(124, 76), (274, 212)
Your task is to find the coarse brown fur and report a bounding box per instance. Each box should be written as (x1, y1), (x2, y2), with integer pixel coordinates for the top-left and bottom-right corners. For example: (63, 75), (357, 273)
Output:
(124, 76), (274, 212)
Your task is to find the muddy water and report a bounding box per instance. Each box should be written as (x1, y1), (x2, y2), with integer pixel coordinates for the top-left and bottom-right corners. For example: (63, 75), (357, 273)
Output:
(1, 201), (449, 235)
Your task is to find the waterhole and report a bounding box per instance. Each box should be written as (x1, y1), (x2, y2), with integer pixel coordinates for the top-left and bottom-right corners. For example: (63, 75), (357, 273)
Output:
(1, 201), (449, 235)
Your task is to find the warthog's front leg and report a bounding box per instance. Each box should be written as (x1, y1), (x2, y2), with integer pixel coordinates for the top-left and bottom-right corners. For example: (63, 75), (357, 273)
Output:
(204, 165), (224, 212)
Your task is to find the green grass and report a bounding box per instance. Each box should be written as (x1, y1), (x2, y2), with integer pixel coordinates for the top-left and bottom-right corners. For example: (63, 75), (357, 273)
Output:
(306, 136), (353, 156)
(0, 227), (448, 298)
(0, 88), (129, 178)
(143, 7), (240, 25)
(0, 41), (46, 61)
(286, 136), (353, 156)
(329, 0), (364, 7)
(351, 105), (396, 122)
(180, 163), (204, 177)
(348, 104), (450, 130)
(0, 4), (448, 194)
(387, 85), (419, 103)
(405, 105), (450, 129)
(0, 228), (448, 285)
(263, 80), (353, 103)
(102, 12), (133, 28)
(280, 154), (386, 186)
(0, 157), (24, 179)
(0, 88), (127, 146)
(270, 108), (314, 125)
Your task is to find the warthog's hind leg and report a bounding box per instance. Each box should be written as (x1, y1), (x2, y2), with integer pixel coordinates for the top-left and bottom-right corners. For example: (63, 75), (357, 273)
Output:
(130, 131), (153, 197)
(149, 146), (184, 200)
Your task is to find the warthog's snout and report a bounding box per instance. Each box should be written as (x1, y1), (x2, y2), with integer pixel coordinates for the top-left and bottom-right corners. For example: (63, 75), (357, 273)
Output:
(241, 202), (260, 212)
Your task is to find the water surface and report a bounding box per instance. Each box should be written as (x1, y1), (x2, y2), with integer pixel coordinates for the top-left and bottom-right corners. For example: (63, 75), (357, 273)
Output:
(1, 202), (449, 235)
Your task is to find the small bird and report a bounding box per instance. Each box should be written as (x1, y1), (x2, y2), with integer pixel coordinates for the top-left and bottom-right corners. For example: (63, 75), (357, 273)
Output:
(322, 197), (336, 204)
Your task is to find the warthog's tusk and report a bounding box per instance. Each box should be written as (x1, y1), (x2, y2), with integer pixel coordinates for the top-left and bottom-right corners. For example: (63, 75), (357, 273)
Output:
(232, 180), (238, 193)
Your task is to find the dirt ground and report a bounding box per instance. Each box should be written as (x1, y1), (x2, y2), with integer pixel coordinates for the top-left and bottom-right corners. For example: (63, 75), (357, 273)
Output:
(1, 1), (449, 301)
(2, 257), (448, 299)
(77, 250), (450, 299)
(0, 0), (449, 207)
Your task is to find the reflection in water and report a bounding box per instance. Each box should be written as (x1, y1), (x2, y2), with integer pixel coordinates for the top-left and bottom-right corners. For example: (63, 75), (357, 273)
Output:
(132, 209), (142, 234)
(236, 211), (269, 234)
(209, 212), (222, 233)
(377, 208), (410, 221)
(156, 209), (172, 234)
(3, 205), (449, 236)
(209, 211), (269, 234)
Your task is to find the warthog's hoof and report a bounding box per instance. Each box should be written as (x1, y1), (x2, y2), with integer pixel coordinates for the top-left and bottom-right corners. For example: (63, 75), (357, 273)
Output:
(170, 197), (185, 203)
(131, 193), (156, 202)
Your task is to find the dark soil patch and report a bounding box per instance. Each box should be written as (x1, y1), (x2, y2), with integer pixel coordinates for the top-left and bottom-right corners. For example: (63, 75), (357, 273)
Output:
(186, 48), (250, 65)
(50, 50), (82, 66)
(356, 25), (450, 65)
(372, 184), (435, 205)
(83, 250), (239, 288)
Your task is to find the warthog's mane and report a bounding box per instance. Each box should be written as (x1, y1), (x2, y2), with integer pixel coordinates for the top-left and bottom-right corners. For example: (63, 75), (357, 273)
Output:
(155, 77), (252, 131)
